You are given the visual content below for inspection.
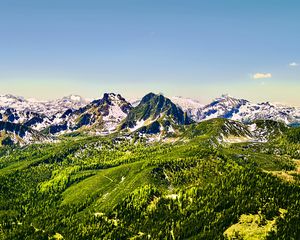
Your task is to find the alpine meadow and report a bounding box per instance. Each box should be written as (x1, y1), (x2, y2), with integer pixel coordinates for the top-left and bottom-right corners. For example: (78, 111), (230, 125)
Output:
(1, 1), (300, 240)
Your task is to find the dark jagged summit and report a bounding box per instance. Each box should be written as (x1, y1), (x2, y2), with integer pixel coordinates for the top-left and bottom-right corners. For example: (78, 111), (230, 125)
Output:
(121, 93), (193, 134)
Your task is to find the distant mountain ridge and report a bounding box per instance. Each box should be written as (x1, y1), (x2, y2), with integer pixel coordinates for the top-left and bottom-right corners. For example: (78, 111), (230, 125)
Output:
(0, 92), (299, 145)
(193, 94), (300, 125)
(130, 94), (300, 126)
(0, 94), (89, 116)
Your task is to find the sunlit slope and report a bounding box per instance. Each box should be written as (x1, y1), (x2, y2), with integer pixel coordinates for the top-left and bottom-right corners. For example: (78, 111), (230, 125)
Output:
(61, 161), (155, 211)
(1, 119), (300, 239)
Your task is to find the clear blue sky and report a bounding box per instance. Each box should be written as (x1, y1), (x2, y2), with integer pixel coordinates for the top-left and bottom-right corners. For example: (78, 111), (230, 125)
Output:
(0, 0), (299, 105)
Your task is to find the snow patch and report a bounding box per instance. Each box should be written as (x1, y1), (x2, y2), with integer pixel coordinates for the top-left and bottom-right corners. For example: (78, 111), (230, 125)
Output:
(130, 120), (145, 132)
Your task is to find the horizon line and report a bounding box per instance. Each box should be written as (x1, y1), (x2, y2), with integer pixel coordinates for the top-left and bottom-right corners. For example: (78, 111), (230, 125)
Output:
(0, 91), (299, 108)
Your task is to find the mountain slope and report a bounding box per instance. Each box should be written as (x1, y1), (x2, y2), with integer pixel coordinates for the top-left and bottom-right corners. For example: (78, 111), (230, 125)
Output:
(183, 118), (288, 144)
(1, 117), (299, 239)
(0, 94), (89, 132)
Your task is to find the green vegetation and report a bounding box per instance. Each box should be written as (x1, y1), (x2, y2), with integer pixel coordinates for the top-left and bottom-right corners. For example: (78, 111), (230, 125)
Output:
(224, 209), (287, 240)
(1, 119), (300, 239)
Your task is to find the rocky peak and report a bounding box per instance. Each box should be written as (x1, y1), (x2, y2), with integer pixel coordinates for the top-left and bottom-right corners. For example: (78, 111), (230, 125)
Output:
(140, 92), (157, 104)
(91, 93), (132, 113)
(212, 94), (248, 107)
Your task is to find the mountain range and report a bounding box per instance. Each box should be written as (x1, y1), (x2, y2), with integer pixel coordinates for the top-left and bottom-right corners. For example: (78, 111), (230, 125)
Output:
(0, 92), (299, 145)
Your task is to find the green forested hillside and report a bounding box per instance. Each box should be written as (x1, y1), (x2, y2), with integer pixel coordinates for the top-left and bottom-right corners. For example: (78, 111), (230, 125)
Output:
(1, 119), (300, 239)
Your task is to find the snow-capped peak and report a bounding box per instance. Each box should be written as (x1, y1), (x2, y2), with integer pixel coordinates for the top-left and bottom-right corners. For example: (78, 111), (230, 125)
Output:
(103, 92), (126, 102)
(1, 92), (300, 139)
(0, 94), (90, 131)
(212, 94), (249, 107)
(171, 96), (204, 111)
(188, 94), (300, 125)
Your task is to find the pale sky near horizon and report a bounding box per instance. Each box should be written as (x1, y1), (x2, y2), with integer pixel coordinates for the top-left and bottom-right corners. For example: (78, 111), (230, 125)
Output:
(0, 0), (299, 105)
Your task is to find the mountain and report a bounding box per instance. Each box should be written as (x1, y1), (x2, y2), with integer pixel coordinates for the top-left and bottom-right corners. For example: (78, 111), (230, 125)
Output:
(121, 93), (193, 135)
(3, 113), (300, 239)
(170, 96), (204, 118)
(47, 93), (132, 135)
(171, 96), (203, 109)
(194, 94), (249, 121)
(190, 94), (300, 125)
(108, 94), (300, 129)
(0, 94), (88, 117)
(47, 95), (90, 116)
(0, 94), (89, 131)
(130, 96), (204, 112)
(0, 92), (300, 144)
(2, 94), (300, 239)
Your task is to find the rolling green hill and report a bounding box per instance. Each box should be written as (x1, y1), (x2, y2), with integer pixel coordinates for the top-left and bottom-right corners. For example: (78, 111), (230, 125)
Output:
(0, 119), (300, 239)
